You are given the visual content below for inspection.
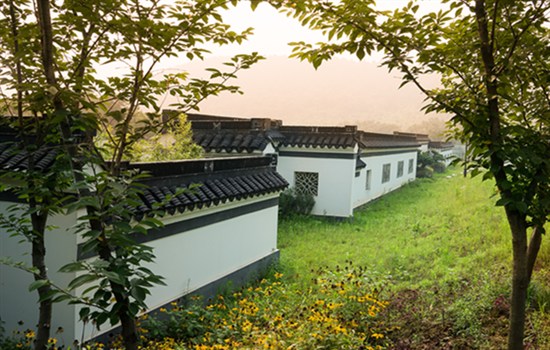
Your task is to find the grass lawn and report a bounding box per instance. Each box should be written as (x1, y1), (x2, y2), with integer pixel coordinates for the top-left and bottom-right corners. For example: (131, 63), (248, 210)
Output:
(278, 169), (550, 349)
(4, 169), (549, 350)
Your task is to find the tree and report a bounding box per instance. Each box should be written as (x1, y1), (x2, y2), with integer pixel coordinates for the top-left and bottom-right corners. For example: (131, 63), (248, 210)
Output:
(279, 0), (550, 348)
(416, 151), (446, 178)
(0, 0), (261, 349)
(97, 113), (204, 162)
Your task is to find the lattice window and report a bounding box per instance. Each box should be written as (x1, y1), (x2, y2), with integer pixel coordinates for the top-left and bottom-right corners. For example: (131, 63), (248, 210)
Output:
(397, 161), (404, 177)
(295, 171), (319, 196)
(408, 159), (414, 173)
(382, 163), (391, 183)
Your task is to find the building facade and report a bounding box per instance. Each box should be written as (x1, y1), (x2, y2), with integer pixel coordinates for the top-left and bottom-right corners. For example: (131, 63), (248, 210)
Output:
(178, 112), (421, 218)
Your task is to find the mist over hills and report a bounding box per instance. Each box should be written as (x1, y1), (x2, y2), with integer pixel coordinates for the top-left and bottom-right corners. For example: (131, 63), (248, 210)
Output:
(160, 56), (448, 138)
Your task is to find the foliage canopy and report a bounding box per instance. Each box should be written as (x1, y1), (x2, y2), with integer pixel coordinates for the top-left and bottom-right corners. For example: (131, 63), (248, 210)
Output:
(277, 0), (549, 348)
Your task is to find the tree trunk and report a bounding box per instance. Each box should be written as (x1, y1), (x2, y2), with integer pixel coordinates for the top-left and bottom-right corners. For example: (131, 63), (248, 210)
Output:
(526, 226), (542, 284)
(31, 212), (52, 350)
(118, 301), (139, 350)
(473, 1), (533, 348)
(96, 238), (139, 350)
(506, 209), (529, 350)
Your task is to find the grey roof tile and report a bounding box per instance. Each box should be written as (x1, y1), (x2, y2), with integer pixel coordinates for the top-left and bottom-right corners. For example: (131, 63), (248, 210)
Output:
(0, 142), (60, 171)
(130, 157), (288, 217)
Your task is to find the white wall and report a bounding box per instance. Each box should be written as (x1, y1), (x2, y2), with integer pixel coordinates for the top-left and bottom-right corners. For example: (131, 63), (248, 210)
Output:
(432, 148), (455, 166)
(277, 147), (356, 217)
(76, 194), (280, 340)
(352, 150), (417, 209)
(2, 194), (280, 343)
(152, 195), (278, 305)
(0, 203), (79, 344)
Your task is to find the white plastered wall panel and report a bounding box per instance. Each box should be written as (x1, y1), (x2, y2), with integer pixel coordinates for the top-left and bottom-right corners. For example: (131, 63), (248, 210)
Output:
(0, 202), (79, 343)
(277, 146), (356, 217)
(74, 194), (280, 341)
(2, 193), (280, 343)
(352, 150), (418, 209)
(140, 195), (279, 309)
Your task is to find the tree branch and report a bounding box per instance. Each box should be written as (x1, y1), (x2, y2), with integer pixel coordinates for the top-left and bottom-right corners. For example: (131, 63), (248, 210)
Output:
(526, 225), (542, 283)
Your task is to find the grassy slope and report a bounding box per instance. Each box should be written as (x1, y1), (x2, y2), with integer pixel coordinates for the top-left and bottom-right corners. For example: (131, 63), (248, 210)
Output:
(278, 170), (550, 349)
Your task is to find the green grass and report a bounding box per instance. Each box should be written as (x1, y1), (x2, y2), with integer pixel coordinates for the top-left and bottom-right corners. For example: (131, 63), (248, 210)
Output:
(277, 169), (550, 348)
(4, 169), (549, 350)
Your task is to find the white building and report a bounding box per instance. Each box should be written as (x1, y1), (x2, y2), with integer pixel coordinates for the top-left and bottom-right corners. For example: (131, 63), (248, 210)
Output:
(393, 131), (430, 152)
(181, 112), (420, 218)
(429, 141), (457, 166)
(352, 132), (418, 210)
(0, 146), (286, 344)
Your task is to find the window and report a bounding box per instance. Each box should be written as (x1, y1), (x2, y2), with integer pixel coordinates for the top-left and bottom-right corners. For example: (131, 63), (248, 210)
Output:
(408, 159), (414, 174)
(365, 169), (372, 190)
(295, 171), (319, 196)
(382, 164), (391, 183)
(397, 161), (404, 177)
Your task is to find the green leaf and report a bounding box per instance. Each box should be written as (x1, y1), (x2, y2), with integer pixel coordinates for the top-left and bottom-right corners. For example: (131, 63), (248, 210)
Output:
(95, 312), (109, 327)
(68, 274), (97, 290)
(128, 302), (140, 316)
(51, 294), (73, 303)
(356, 47), (365, 60)
(103, 271), (125, 285)
(79, 307), (90, 321)
(59, 262), (84, 273)
(38, 289), (58, 302)
(495, 198), (511, 207)
(29, 279), (49, 291)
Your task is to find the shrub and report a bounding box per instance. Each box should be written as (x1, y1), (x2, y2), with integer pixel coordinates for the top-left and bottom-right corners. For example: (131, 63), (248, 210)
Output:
(416, 166), (434, 178)
(417, 151), (445, 177)
(279, 187), (315, 218)
(432, 161), (446, 173)
(138, 299), (216, 342)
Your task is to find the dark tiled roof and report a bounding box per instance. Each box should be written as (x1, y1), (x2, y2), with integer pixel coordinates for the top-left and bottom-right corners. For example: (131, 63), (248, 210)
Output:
(359, 132), (420, 149)
(186, 113), (283, 130)
(0, 142), (60, 171)
(192, 130), (272, 153)
(278, 125), (358, 149)
(0, 121), (80, 172)
(0, 124), (61, 172)
(184, 113), (284, 153)
(429, 141), (454, 150)
(171, 112), (423, 151)
(129, 156), (288, 217)
(393, 131), (430, 143)
(163, 110), (249, 123)
(186, 113), (248, 122)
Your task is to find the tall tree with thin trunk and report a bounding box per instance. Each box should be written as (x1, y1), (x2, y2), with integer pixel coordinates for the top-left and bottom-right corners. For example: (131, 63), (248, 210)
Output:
(278, 0), (550, 348)
(1, 1), (261, 349)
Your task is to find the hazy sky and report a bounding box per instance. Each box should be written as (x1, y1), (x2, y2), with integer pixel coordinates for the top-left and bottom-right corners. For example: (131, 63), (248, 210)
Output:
(155, 0), (449, 133)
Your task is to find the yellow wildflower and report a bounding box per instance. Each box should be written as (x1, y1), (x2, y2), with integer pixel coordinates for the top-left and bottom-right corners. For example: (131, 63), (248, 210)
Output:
(25, 330), (35, 339)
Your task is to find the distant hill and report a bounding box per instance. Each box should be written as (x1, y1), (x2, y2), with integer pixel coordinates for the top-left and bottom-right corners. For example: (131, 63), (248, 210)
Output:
(159, 55), (449, 137)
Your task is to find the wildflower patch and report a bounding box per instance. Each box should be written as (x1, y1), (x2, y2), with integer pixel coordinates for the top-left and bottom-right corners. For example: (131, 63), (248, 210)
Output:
(137, 262), (391, 349)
